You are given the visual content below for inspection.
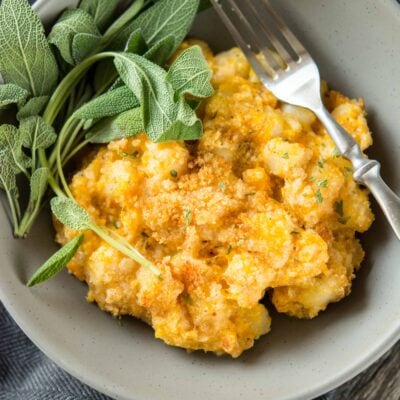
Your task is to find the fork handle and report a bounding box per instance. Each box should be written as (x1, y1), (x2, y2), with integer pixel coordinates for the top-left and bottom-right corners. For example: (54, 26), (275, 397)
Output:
(315, 106), (400, 240)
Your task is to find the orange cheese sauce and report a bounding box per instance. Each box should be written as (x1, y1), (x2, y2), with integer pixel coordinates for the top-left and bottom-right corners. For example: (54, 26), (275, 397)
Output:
(55, 41), (374, 357)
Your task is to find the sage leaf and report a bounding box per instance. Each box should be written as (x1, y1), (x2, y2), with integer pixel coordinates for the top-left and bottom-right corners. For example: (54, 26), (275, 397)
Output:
(29, 167), (48, 202)
(16, 96), (49, 121)
(51, 198), (158, 276)
(109, 78), (124, 91)
(144, 35), (175, 66)
(0, 0), (58, 97)
(93, 29), (146, 93)
(155, 97), (202, 142)
(73, 86), (139, 120)
(94, 60), (118, 92)
(0, 158), (20, 228)
(50, 197), (92, 231)
(83, 119), (96, 131)
(20, 116), (57, 150)
(0, 124), (31, 175)
(27, 233), (84, 287)
(102, 0), (145, 48)
(129, 0), (199, 49)
(72, 32), (103, 65)
(48, 9), (101, 65)
(113, 53), (202, 142)
(0, 84), (29, 107)
(26, 167), (48, 214)
(167, 45), (214, 98)
(86, 107), (143, 143)
(0, 159), (19, 205)
(125, 29), (147, 54)
(79, 0), (120, 32)
(111, 0), (199, 55)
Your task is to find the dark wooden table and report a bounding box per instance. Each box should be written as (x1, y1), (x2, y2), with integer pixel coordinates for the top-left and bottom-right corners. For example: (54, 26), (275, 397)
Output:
(317, 341), (399, 399)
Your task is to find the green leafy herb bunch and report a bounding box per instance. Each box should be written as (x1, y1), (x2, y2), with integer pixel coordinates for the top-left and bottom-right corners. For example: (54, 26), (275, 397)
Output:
(0, 0), (214, 285)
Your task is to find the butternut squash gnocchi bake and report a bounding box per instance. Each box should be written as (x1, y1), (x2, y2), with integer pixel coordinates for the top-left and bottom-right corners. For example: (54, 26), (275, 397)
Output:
(55, 41), (374, 357)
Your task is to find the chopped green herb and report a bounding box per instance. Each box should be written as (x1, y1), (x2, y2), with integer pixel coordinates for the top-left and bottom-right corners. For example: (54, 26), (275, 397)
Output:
(118, 150), (128, 158)
(184, 208), (192, 226)
(281, 152), (289, 159)
(317, 179), (329, 188)
(344, 165), (354, 178)
(309, 176), (316, 182)
(218, 182), (226, 192)
(316, 189), (323, 204)
(332, 147), (341, 157)
(334, 200), (349, 224)
(317, 160), (325, 169)
(170, 169), (178, 178)
(338, 216), (350, 225)
(334, 200), (344, 217)
(118, 150), (139, 159)
(226, 244), (232, 255)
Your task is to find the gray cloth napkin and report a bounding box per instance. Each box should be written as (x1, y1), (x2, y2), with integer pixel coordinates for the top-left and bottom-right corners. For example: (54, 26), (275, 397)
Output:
(0, 299), (337, 400)
(0, 303), (110, 400)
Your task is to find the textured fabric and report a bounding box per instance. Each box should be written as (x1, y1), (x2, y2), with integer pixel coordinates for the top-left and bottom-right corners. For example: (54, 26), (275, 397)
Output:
(0, 303), (110, 400)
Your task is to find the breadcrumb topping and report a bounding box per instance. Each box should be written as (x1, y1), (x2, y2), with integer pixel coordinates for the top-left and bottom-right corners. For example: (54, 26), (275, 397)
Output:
(55, 41), (374, 357)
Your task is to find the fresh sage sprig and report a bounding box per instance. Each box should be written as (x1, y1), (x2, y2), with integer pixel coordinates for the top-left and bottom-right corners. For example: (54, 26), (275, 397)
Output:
(0, 0), (212, 286)
(50, 197), (161, 277)
(48, 8), (102, 66)
(0, 160), (20, 233)
(0, 0), (58, 97)
(108, 0), (199, 54)
(27, 233), (84, 287)
(80, 45), (213, 144)
(79, 0), (120, 33)
(0, 84), (29, 108)
(73, 86), (139, 120)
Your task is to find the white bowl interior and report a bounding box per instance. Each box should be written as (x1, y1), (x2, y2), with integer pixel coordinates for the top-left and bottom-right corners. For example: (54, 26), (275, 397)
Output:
(1, 1), (400, 400)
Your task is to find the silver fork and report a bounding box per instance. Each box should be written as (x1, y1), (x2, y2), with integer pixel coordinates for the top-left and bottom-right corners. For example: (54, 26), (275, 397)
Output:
(210, 0), (400, 240)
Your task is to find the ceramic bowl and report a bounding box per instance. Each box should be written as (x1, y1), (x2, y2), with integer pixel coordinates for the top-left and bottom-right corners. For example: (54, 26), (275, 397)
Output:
(1, 1), (399, 399)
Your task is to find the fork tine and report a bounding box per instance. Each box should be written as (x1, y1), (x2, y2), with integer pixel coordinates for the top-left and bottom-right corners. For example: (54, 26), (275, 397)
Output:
(244, 1), (294, 67)
(259, 0), (308, 60)
(210, 0), (279, 80)
(225, 0), (283, 73)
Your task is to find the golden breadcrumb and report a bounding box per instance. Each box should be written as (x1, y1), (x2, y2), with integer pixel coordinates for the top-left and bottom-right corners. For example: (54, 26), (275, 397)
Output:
(55, 41), (374, 357)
